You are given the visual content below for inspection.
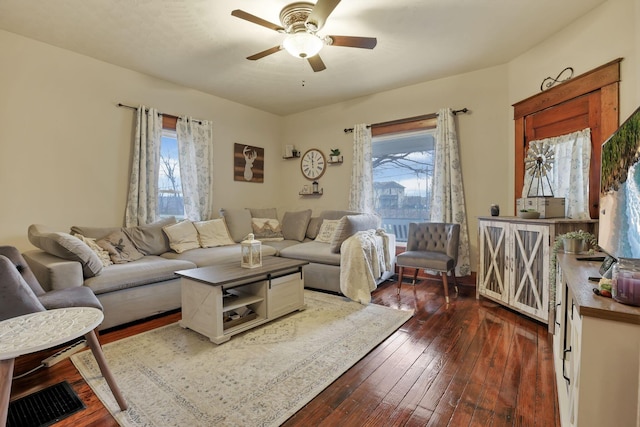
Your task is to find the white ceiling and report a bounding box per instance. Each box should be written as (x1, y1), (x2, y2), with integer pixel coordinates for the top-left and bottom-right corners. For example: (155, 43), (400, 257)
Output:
(0, 0), (606, 116)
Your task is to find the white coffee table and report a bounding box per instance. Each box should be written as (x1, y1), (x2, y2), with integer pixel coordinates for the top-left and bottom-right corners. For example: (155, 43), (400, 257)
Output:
(177, 257), (308, 344)
(0, 308), (127, 427)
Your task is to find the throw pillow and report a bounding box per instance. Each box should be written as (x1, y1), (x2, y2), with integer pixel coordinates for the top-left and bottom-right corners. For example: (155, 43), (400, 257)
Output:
(219, 208), (252, 242)
(193, 219), (235, 247)
(28, 224), (103, 278)
(162, 220), (200, 253)
(314, 219), (341, 243)
(251, 218), (284, 241)
(124, 216), (176, 255)
(281, 209), (312, 242)
(329, 214), (382, 253)
(73, 234), (113, 267)
(248, 207), (278, 219)
(97, 229), (145, 264)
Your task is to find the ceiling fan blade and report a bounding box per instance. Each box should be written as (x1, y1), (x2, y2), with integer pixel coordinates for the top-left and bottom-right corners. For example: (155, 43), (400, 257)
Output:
(306, 0), (341, 31)
(231, 9), (284, 32)
(327, 35), (377, 49)
(247, 46), (282, 61)
(308, 55), (326, 72)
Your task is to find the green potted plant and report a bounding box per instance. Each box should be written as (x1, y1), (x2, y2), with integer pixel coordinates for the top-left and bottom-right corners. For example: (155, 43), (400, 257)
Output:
(330, 148), (341, 162)
(550, 229), (597, 295)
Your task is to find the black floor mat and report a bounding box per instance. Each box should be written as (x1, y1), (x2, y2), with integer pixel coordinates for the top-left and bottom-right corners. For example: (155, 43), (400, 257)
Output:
(8, 381), (85, 427)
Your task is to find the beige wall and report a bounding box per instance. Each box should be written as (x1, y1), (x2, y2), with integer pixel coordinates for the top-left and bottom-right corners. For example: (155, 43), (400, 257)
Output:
(0, 29), (282, 251)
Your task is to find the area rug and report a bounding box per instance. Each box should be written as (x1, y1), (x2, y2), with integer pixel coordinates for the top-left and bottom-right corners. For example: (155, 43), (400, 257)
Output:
(71, 290), (413, 427)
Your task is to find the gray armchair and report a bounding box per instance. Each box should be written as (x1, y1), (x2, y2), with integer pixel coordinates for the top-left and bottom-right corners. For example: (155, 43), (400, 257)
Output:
(396, 223), (460, 303)
(0, 245), (102, 321)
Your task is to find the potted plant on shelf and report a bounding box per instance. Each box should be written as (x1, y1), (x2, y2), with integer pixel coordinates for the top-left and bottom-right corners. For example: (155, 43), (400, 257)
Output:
(550, 229), (597, 295)
(330, 148), (341, 162)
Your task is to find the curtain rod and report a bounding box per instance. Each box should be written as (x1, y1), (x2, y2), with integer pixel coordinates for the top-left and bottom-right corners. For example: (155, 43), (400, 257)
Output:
(116, 103), (203, 124)
(343, 108), (469, 133)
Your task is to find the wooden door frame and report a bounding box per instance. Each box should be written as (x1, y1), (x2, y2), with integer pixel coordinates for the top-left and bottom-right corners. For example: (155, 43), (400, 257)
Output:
(513, 58), (621, 218)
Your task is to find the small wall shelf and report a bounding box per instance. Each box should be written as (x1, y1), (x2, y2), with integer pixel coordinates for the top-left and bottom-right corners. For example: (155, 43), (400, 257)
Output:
(282, 152), (300, 160)
(299, 189), (323, 196)
(327, 156), (343, 164)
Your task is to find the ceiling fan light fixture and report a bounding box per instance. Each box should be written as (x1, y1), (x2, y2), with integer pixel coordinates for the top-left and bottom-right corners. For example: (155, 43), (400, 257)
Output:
(283, 32), (323, 58)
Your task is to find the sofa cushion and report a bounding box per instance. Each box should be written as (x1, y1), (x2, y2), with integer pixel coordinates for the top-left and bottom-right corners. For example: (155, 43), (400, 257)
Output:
(69, 225), (121, 240)
(83, 256), (195, 295)
(251, 218), (284, 241)
(306, 217), (323, 240)
(193, 219), (235, 247)
(281, 210), (312, 242)
(28, 224), (103, 278)
(220, 208), (253, 242)
(315, 219), (341, 243)
(279, 241), (341, 266)
(124, 217), (176, 255)
(162, 220), (200, 254)
(330, 214), (381, 253)
(161, 244), (277, 267)
(97, 229), (145, 264)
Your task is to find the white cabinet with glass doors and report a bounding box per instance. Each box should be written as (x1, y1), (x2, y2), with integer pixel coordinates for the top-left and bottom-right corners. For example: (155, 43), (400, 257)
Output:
(477, 217), (597, 326)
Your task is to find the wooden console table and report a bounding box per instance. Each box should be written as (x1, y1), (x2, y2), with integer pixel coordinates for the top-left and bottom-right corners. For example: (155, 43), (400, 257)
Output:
(554, 254), (640, 427)
(176, 257), (308, 344)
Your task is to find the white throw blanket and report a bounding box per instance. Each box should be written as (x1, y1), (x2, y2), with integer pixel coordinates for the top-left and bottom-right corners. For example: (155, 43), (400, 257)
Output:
(340, 229), (392, 304)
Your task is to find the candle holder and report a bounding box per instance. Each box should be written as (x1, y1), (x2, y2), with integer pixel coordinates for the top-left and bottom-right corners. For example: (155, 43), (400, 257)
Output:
(241, 233), (262, 268)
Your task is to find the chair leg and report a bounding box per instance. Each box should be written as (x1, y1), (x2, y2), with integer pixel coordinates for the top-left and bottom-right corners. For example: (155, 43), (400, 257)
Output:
(451, 270), (459, 294)
(411, 268), (419, 285)
(441, 272), (450, 304)
(397, 267), (405, 295)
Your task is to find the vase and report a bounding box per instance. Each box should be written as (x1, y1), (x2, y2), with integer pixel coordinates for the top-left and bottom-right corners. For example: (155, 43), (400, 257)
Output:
(490, 204), (499, 216)
(563, 238), (587, 254)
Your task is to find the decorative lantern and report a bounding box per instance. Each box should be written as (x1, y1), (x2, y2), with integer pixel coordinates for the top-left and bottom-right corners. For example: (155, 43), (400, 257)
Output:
(241, 233), (262, 268)
(312, 180), (319, 193)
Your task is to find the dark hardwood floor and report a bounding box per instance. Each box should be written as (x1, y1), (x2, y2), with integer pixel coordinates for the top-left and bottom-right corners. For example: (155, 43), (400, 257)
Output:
(10, 278), (560, 426)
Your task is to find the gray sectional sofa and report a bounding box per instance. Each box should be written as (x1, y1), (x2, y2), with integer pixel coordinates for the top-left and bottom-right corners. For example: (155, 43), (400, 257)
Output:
(23, 209), (395, 330)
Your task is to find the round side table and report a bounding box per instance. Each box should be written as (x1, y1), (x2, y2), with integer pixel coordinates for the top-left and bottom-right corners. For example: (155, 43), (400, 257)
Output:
(0, 308), (127, 427)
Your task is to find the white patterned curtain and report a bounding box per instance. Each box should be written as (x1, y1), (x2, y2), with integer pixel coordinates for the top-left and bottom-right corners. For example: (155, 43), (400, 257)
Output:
(430, 108), (471, 276)
(349, 124), (374, 213)
(125, 106), (162, 227)
(522, 128), (591, 219)
(176, 117), (214, 221)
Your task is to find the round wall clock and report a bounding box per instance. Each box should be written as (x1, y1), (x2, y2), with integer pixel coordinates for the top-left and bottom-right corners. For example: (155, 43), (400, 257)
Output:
(300, 149), (326, 180)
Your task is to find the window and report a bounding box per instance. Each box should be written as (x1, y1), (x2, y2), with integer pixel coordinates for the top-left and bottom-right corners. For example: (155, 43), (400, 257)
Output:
(159, 117), (185, 220)
(372, 127), (436, 242)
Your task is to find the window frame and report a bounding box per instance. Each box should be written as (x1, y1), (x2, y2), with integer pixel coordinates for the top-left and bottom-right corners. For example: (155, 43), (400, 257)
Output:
(371, 115), (438, 242)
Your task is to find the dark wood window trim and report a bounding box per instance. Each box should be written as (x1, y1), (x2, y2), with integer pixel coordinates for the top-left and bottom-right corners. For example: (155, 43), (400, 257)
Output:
(163, 115), (177, 131)
(371, 115), (437, 137)
(513, 58), (621, 218)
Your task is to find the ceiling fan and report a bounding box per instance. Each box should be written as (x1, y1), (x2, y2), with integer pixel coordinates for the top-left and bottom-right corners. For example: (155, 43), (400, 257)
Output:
(231, 0), (377, 72)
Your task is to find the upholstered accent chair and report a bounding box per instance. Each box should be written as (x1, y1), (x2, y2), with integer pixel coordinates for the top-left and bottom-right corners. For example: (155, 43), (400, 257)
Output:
(0, 245), (102, 321)
(396, 223), (460, 303)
